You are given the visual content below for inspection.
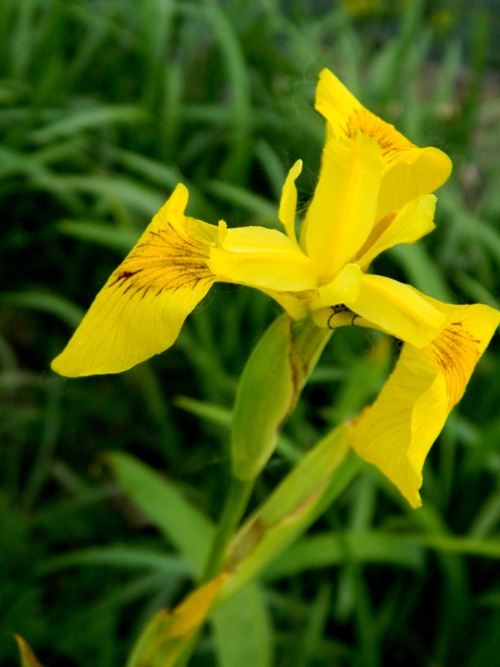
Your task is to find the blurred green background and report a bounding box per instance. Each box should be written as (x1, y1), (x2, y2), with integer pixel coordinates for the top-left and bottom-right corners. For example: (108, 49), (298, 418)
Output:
(2, 0), (500, 665)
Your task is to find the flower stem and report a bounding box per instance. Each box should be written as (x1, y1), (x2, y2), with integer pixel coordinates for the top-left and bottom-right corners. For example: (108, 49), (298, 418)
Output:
(173, 476), (254, 667)
(202, 475), (254, 582)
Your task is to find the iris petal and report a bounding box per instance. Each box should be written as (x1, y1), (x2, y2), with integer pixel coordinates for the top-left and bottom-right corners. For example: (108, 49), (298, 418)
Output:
(355, 195), (436, 270)
(348, 275), (446, 347)
(301, 135), (384, 280)
(315, 68), (452, 220)
(350, 300), (500, 507)
(208, 226), (318, 292)
(278, 160), (302, 244)
(51, 184), (217, 376)
(311, 263), (362, 310)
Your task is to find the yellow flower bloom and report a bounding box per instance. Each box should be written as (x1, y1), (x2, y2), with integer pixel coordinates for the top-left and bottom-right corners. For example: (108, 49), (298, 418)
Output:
(315, 68), (453, 220)
(51, 68), (499, 506)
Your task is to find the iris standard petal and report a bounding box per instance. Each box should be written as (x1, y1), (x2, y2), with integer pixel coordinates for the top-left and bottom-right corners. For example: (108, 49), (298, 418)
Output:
(315, 68), (452, 220)
(301, 134), (385, 280)
(350, 301), (500, 507)
(347, 275), (446, 347)
(355, 195), (436, 270)
(208, 226), (318, 292)
(278, 160), (302, 244)
(51, 184), (218, 376)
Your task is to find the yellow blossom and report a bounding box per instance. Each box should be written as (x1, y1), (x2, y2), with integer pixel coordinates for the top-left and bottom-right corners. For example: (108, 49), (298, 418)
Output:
(51, 68), (499, 507)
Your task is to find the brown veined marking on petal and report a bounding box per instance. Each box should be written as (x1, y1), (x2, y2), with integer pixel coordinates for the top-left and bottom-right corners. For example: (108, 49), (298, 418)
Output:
(346, 108), (415, 162)
(427, 321), (481, 409)
(108, 222), (214, 299)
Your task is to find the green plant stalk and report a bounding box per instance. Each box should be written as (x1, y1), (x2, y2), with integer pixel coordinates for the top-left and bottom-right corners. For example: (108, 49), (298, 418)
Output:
(202, 476), (254, 582)
(174, 317), (332, 666)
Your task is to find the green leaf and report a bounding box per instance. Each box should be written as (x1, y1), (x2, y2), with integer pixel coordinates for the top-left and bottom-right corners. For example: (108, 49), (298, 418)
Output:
(1, 291), (84, 328)
(107, 452), (214, 579)
(219, 426), (360, 601)
(175, 396), (303, 464)
(54, 174), (165, 217)
(264, 531), (424, 580)
(231, 315), (330, 480)
(212, 582), (273, 667)
(58, 220), (139, 254)
(388, 242), (454, 302)
(204, 179), (278, 223)
(39, 546), (191, 576)
(30, 105), (149, 144)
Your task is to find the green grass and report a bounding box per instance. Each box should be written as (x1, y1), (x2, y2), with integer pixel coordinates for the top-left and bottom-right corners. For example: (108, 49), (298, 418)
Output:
(2, 0), (500, 665)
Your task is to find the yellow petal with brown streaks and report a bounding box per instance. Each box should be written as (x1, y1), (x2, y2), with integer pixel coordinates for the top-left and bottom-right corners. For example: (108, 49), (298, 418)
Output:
(315, 68), (452, 220)
(350, 299), (500, 507)
(51, 184), (218, 376)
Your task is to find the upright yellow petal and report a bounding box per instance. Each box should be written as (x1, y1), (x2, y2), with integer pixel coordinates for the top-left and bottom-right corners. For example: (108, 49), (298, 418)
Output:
(355, 195), (436, 270)
(51, 184), (218, 376)
(314, 68), (364, 141)
(315, 68), (452, 220)
(301, 134), (385, 280)
(208, 226), (318, 292)
(348, 275), (446, 347)
(278, 159), (302, 244)
(350, 300), (500, 507)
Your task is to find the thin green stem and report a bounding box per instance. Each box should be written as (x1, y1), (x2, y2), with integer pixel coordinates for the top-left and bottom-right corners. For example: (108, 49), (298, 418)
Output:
(174, 475), (254, 667)
(202, 475), (254, 582)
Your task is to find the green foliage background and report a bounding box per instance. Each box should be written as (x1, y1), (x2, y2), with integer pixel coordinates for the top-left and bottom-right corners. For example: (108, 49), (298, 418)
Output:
(2, 0), (500, 665)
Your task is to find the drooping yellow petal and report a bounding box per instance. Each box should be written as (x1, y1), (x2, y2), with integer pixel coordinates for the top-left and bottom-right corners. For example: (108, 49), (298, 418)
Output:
(418, 298), (500, 409)
(355, 195), (436, 270)
(376, 147), (452, 220)
(208, 225), (318, 292)
(278, 159), (302, 244)
(347, 275), (446, 347)
(349, 343), (446, 508)
(350, 301), (500, 507)
(311, 263), (362, 310)
(301, 134), (385, 280)
(315, 68), (452, 220)
(51, 184), (218, 376)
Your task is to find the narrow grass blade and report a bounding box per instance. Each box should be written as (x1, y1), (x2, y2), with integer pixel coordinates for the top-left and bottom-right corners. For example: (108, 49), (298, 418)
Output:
(1, 291), (84, 328)
(264, 530), (424, 580)
(57, 220), (139, 254)
(107, 452), (214, 579)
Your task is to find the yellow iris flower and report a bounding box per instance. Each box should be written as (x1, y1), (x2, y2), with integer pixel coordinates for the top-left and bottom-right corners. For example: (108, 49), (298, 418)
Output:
(52, 68), (499, 507)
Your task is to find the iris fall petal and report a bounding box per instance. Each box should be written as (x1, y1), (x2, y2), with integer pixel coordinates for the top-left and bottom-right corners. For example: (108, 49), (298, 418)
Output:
(350, 301), (500, 507)
(51, 184), (218, 376)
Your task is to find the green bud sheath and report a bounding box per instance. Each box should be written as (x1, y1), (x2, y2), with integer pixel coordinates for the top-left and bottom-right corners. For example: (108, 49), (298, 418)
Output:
(231, 314), (331, 481)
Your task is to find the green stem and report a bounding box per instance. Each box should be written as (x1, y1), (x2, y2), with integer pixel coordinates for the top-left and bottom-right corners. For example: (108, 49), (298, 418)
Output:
(174, 475), (254, 667)
(202, 475), (254, 582)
